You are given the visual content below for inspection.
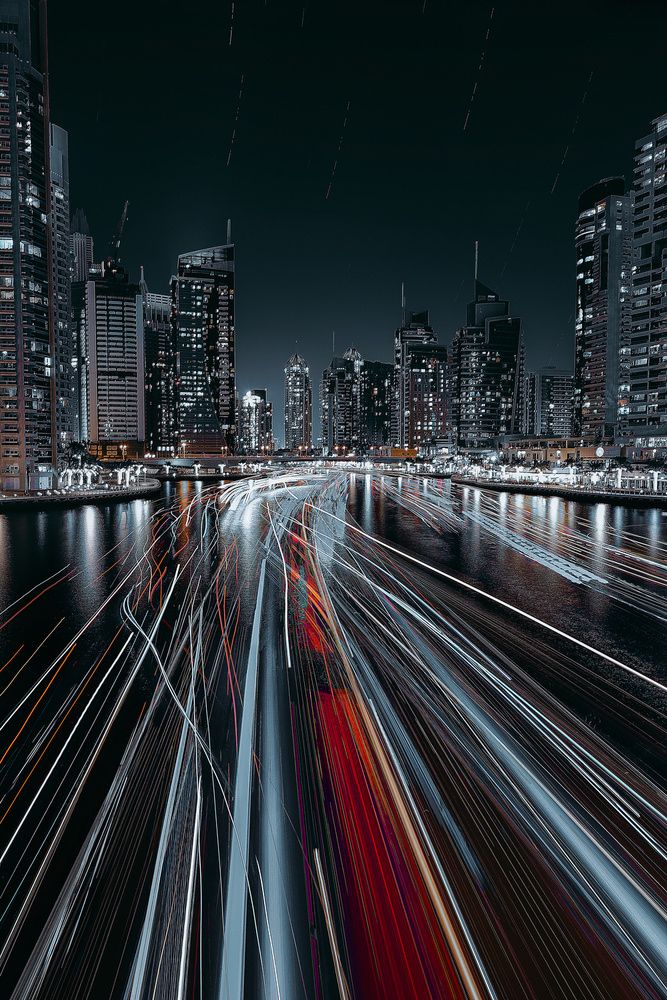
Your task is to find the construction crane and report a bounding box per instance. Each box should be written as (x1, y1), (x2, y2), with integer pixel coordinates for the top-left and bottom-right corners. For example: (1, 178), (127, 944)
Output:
(108, 200), (129, 263)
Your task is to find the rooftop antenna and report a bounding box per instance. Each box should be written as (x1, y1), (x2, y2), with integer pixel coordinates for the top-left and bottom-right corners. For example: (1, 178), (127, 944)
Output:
(474, 240), (479, 284)
(401, 281), (406, 327)
(227, 218), (232, 245)
(332, 330), (335, 358)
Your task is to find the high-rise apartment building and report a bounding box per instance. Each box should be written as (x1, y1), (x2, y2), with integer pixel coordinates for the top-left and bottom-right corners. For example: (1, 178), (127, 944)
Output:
(620, 114), (667, 443)
(403, 344), (449, 451)
(524, 367), (574, 437)
(172, 237), (235, 453)
(321, 348), (361, 453)
(0, 1), (56, 489)
(141, 268), (175, 455)
(73, 260), (144, 451)
(359, 359), (392, 450)
(284, 352), (312, 452)
(50, 122), (76, 448)
(392, 308), (437, 448)
(573, 178), (633, 442)
(450, 279), (524, 450)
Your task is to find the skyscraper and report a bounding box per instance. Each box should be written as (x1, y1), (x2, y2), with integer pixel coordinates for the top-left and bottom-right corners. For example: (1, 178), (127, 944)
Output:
(359, 359), (392, 450)
(70, 208), (95, 282)
(50, 122), (75, 449)
(524, 367), (574, 437)
(74, 260), (144, 454)
(573, 177), (633, 442)
(321, 348), (360, 453)
(392, 307), (437, 448)
(141, 267), (175, 455)
(0, 1), (55, 490)
(450, 279), (524, 451)
(172, 237), (235, 453)
(620, 114), (667, 442)
(402, 344), (449, 451)
(239, 388), (273, 454)
(284, 352), (312, 452)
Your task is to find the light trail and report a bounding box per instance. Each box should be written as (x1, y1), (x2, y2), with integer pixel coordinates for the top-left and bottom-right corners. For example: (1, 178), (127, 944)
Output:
(1, 471), (666, 1000)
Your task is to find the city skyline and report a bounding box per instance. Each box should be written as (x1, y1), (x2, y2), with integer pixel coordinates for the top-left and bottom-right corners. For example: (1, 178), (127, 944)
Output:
(3, 4), (667, 999)
(45, 0), (667, 439)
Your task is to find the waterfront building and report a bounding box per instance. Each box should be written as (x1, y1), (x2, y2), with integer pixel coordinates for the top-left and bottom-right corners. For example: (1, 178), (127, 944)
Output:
(73, 260), (144, 454)
(402, 344), (449, 452)
(574, 177), (633, 442)
(50, 123), (77, 449)
(171, 235), (235, 453)
(392, 307), (437, 448)
(239, 388), (273, 454)
(620, 114), (667, 445)
(450, 279), (524, 451)
(0, 1), (56, 490)
(524, 367), (574, 437)
(141, 268), (175, 455)
(359, 359), (393, 450)
(284, 351), (312, 452)
(320, 347), (361, 453)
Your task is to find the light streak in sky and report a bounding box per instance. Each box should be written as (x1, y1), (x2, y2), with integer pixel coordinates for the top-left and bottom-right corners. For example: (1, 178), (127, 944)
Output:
(497, 198), (530, 284)
(463, 6), (495, 132)
(550, 69), (594, 194)
(326, 100), (351, 200)
(226, 73), (244, 167)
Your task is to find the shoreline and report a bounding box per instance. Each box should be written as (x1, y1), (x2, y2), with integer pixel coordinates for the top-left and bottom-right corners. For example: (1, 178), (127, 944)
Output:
(451, 475), (667, 509)
(0, 479), (162, 511)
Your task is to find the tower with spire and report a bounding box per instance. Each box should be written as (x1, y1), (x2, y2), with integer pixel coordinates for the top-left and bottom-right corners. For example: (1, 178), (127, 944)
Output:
(450, 259), (525, 451)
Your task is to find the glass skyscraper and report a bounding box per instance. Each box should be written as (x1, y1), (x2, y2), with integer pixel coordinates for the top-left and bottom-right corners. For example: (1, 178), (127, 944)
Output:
(392, 309), (437, 448)
(450, 280), (524, 450)
(0, 0), (55, 489)
(172, 240), (235, 453)
(620, 114), (667, 443)
(141, 267), (175, 455)
(284, 352), (312, 452)
(73, 260), (144, 454)
(50, 122), (76, 449)
(574, 177), (633, 442)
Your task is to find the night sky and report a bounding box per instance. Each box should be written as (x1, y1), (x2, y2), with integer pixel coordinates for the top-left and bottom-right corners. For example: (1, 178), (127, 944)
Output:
(48, 0), (667, 444)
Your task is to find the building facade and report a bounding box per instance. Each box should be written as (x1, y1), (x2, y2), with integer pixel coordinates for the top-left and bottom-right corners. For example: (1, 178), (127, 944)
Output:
(359, 359), (392, 450)
(284, 351), (312, 452)
(239, 388), (273, 454)
(620, 114), (667, 444)
(573, 177), (633, 442)
(524, 367), (574, 437)
(392, 309), (437, 448)
(321, 348), (360, 453)
(450, 279), (524, 451)
(0, 0), (56, 489)
(70, 208), (94, 282)
(74, 261), (144, 452)
(50, 122), (76, 449)
(403, 344), (449, 451)
(141, 268), (175, 455)
(172, 240), (235, 453)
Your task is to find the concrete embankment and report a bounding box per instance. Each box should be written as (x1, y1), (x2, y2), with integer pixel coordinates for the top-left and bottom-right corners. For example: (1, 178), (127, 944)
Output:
(0, 479), (162, 511)
(451, 476), (667, 509)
